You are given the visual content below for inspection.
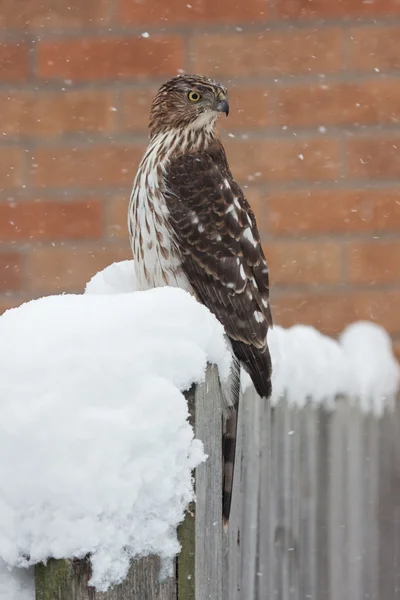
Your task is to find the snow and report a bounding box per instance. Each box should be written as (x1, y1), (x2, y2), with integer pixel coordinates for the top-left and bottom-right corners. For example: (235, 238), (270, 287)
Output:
(0, 273), (230, 593)
(85, 259), (136, 295)
(0, 562), (33, 600)
(339, 322), (400, 413)
(266, 321), (399, 413)
(0, 259), (398, 597)
(86, 262), (399, 414)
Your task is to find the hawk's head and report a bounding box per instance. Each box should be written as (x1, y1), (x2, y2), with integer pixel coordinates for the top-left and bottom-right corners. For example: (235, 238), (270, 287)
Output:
(149, 74), (229, 136)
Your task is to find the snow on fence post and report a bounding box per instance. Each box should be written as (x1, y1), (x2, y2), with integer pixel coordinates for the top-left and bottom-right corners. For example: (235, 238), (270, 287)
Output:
(34, 364), (224, 600)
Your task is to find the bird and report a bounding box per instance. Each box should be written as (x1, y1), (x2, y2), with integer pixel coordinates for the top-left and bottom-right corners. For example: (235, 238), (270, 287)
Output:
(128, 74), (272, 527)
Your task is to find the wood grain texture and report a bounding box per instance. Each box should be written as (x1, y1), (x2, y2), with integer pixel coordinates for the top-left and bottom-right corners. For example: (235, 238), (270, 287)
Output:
(35, 555), (176, 600)
(177, 384), (196, 600)
(194, 364), (223, 600)
(224, 388), (400, 600)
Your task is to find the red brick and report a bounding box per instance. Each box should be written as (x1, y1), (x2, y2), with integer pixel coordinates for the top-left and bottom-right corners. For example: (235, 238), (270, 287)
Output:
(267, 189), (400, 235)
(0, 90), (117, 136)
(37, 37), (183, 82)
(272, 292), (348, 336)
(120, 87), (158, 133)
(192, 29), (343, 77)
(0, 252), (22, 292)
(273, 290), (400, 336)
(349, 27), (400, 71)
(0, 294), (29, 314)
(278, 0), (400, 19)
(276, 80), (400, 127)
(347, 137), (400, 179)
(221, 86), (272, 130)
(107, 196), (130, 240)
(393, 340), (400, 364)
(372, 194), (400, 231)
(30, 145), (144, 188)
(0, 43), (28, 82)
(0, 199), (102, 241)
(27, 246), (131, 293)
(0, 0), (110, 29)
(224, 138), (340, 182)
(0, 147), (24, 188)
(344, 291), (400, 336)
(118, 0), (268, 24)
(264, 241), (342, 285)
(346, 241), (400, 285)
(241, 187), (267, 231)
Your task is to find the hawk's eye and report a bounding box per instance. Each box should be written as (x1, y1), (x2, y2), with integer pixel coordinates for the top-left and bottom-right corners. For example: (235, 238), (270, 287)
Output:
(188, 91), (201, 102)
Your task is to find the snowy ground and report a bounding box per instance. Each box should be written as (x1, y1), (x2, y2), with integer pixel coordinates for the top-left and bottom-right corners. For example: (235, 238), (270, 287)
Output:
(0, 259), (398, 598)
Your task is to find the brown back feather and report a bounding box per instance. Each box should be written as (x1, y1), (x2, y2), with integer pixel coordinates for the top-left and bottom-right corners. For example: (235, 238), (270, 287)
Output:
(164, 139), (273, 524)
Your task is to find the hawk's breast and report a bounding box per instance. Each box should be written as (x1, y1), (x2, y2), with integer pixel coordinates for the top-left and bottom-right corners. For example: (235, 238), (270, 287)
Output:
(128, 135), (192, 292)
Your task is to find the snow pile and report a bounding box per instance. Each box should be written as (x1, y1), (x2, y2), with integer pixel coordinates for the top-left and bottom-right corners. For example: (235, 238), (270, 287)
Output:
(0, 282), (230, 592)
(0, 561), (33, 600)
(339, 322), (400, 413)
(268, 322), (399, 413)
(86, 261), (399, 414)
(85, 259), (136, 296)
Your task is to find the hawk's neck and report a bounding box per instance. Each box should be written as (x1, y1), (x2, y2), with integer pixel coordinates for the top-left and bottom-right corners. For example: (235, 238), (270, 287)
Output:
(148, 123), (218, 160)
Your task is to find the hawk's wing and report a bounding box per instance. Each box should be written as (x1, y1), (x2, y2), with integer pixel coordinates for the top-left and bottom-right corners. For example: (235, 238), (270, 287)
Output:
(164, 141), (272, 400)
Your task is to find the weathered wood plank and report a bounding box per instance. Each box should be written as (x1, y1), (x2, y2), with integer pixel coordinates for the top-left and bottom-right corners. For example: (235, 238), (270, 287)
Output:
(193, 364), (223, 600)
(240, 389), (262, 600)
(285, 404), (300, 600)
(329, 399), (348, 600)
(346, 407), (363, 600)
(378, 405), (399, 600)
(362, 413), (379, 600)
(35, 555), (176, 600)
(272, 400), (286, 599)
(315, 406), (330, 600)
(256, 397), (272, 600)
(177, 383), (196, 600)
(298, 405), (318, 600)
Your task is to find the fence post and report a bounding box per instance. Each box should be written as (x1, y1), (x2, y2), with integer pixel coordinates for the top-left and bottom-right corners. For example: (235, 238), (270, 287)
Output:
(34, 365), (224, 600)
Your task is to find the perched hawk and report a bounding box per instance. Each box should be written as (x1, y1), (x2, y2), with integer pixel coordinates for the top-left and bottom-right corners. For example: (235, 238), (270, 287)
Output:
(128, 74), (272, 525)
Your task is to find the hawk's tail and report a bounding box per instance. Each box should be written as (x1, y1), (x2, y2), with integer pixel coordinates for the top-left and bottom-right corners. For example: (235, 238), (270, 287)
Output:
(223, 340), (272, 529)
(223, 406), (238, 529)
(222, 357), (240, 529)
(231, 339), (272, 400)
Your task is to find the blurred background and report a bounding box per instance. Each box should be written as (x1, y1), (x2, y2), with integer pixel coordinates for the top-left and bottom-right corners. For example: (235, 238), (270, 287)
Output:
(0, 0), (399, 359)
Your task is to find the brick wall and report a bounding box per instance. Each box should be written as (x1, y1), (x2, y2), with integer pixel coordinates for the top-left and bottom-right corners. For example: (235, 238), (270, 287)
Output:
(0, 0), (400, 359)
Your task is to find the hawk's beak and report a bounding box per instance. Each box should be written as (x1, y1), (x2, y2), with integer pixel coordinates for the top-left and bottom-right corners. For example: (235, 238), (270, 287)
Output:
(216, 99), (229, 117)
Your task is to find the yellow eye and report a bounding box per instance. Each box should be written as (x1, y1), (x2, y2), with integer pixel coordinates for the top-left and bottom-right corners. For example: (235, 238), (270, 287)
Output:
(188, 91), (201, 102)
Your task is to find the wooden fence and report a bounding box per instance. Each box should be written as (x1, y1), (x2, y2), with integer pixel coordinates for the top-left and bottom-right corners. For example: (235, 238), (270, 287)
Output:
(36, 366), (400, 599)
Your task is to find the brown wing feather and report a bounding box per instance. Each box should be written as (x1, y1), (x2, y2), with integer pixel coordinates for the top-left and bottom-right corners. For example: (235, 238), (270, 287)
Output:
(164, 140), (273, 399)
(164, 139), (272, 525)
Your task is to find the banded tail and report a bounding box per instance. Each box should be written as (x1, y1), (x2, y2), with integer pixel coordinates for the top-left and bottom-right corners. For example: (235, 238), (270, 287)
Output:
(222, 356), (240, 529)
(222, 343), (272, 529)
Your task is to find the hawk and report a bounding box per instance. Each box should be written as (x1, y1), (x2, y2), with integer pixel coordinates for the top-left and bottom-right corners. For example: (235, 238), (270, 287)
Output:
(128, 74), (272, 526)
